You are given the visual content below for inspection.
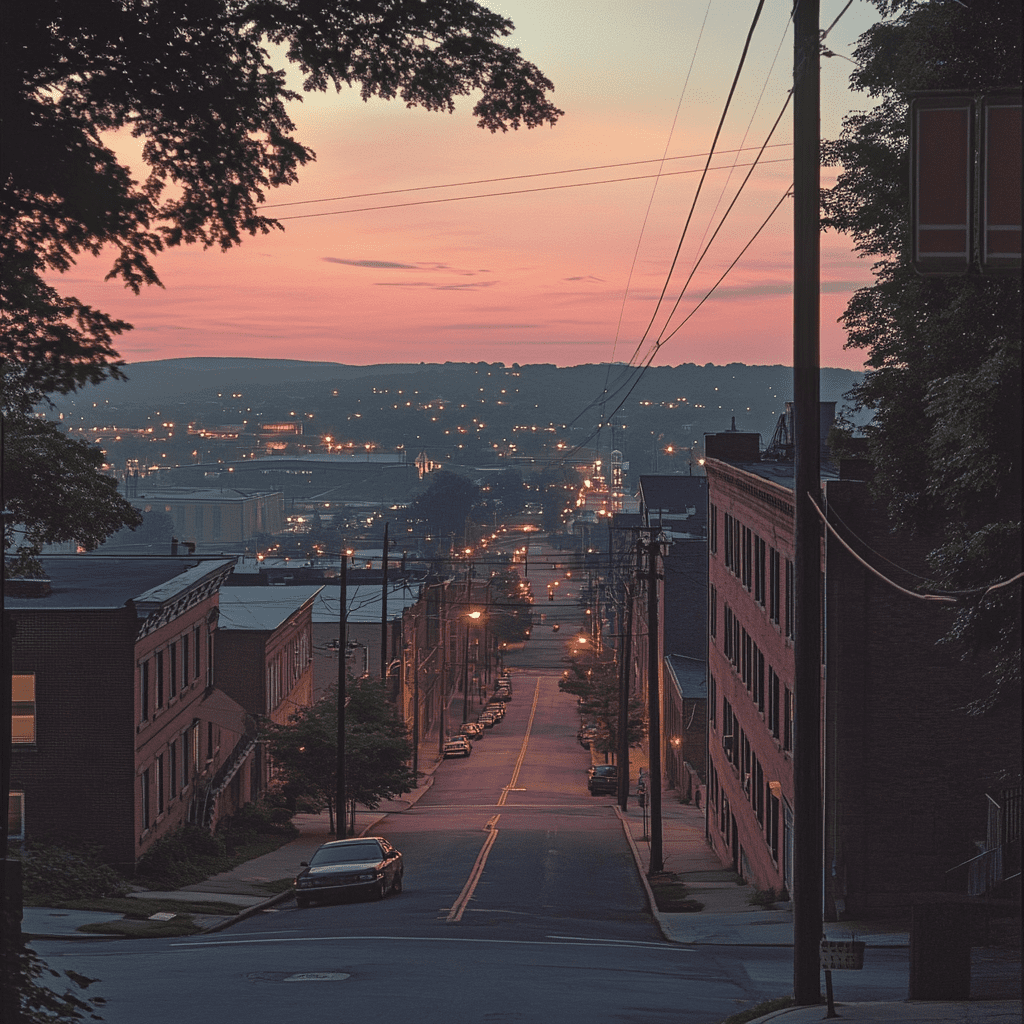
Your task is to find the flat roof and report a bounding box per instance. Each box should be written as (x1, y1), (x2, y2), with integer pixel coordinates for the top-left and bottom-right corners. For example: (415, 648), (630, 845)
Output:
(5, 556), (234, 611)
(217, 587), (323, 631)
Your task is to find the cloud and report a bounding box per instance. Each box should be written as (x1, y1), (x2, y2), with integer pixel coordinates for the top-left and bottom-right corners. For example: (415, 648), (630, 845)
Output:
(374, 280), (498, 292)
(564, 275), (605, 283)
(322, 258), (491, 277)
(323, 258), (418, 269)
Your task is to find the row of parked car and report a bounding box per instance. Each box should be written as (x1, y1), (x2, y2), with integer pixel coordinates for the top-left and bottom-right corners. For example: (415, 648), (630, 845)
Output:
(443, 676), (514, 758)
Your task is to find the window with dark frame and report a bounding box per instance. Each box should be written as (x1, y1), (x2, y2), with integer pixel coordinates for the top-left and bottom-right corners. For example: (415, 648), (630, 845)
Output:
(140, 661), (149, 721)
(155, 650), (164, 708)
(784, 558), (795, 639)
(182, 633), (190, 688)
(783, 686), (794, 751)
(169, 742), (178, 798)
(742, 526), (752, 590)
(193, 625), (201, 678)
(769, 547), (780, 625)
(141, 769), (151, 831)
(768, 667), (780, 737)
(156, 754), (165, 815)
(709, 503), (718, 554)
(709, 585), (717, 639)
(169, 642), (177, 699)
(754, 535), (766, 606)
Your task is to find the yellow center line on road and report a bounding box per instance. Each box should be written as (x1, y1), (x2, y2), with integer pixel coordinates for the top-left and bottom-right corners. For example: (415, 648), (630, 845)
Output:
(445, 677), (542, 924)
(497, 676), (542, 807)
(446, 815), (500, 923)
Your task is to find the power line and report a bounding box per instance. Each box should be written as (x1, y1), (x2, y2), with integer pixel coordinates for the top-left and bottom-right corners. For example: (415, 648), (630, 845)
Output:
(256, 143), (790, 211)
(271, 158), (790, 222)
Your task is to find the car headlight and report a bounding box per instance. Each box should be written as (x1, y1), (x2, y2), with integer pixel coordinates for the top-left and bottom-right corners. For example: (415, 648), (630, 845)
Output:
(296, 879), (313, 888)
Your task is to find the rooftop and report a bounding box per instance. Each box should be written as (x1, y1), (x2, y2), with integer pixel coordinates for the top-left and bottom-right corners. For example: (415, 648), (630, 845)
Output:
(5, 556), (235, 612)
(217, 586), (323, 631)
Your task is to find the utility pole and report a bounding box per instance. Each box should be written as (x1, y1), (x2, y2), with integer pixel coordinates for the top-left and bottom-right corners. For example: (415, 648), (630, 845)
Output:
(646, 536), (663, 874)
(336, 548), (347, 835)
(617, 572), (634, 811)
(793, 0), (823, 1005)
(380, 522), (389, 683)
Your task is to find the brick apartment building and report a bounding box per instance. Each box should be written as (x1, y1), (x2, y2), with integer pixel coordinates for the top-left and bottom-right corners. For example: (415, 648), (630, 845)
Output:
(8, 556), (245, 869)
(703, 417), (1021, 916)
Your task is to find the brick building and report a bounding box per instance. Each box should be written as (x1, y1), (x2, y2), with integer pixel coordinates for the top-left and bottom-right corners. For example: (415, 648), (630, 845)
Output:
(8, 556), (243, 869)
(704, 424), (1021, 916)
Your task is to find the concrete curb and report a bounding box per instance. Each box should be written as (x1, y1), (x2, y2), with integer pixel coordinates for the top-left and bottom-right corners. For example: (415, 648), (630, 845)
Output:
(614, 804), (675, 944)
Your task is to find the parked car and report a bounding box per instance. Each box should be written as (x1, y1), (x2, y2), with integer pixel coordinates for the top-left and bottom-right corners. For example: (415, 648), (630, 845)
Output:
(478, 712), (497, 728)
(486, 702), (505, 718)
(294, 837), (403, 907)
(578, 724), (598, 748)
(444, 735), (472, 758)
(495, 687), (512, 701)
(460, 722), (484, 739)
(587, 764), (618, 795)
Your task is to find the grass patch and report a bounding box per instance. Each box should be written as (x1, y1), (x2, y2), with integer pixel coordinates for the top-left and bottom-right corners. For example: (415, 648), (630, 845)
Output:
(719, 995), (796, 1024)
(648, 870), (705, 913)
(32, 896), (248, 917)
(78, 916), (203, 939)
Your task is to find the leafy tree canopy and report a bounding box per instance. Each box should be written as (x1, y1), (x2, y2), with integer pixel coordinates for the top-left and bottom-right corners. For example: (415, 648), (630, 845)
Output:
(261, 677), (418, 831)
(2, 412), (143, 561)
(558, 657), (645, 758)
(1, 1), (562, 398)
(822, 0), (1021, 706)
(409, 469), (481, 541)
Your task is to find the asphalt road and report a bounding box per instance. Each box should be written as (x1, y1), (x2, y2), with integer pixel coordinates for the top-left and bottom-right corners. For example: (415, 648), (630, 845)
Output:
(32, 544), (912, 1023)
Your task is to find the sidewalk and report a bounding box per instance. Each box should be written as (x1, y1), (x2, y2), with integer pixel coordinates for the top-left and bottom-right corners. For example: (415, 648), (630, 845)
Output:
(613, 788), (1020, 1024)
(614, 796), (908, 948)
(22, 769), (439, 940)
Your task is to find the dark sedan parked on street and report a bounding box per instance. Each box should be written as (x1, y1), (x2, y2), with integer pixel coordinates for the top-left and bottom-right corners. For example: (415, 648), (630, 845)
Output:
(587, 764), (618, 795)
(293, 837), (403, 907)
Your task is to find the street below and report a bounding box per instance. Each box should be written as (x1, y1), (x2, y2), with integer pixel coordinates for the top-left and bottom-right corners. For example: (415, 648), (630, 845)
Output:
(32, 545), (913, 1023)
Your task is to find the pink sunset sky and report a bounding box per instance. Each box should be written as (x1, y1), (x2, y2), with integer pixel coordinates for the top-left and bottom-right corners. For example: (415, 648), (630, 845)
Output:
(62, 1), (882, 371)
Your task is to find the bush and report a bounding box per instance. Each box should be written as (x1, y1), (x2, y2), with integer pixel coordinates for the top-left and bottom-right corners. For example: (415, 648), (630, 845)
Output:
(216, 802), (299, 844)
(15, 843), (131, 902)
(135, 825), (227, 889)
(747, 887), (784, 908)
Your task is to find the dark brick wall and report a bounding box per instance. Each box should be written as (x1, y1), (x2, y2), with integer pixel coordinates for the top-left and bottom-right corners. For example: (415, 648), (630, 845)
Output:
(824, 480), (1022, 916)
(11, 608), (138, 866)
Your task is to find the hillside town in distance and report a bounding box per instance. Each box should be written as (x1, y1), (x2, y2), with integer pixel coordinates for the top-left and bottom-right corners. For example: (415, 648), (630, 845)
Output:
(8, 358), (1019, 938)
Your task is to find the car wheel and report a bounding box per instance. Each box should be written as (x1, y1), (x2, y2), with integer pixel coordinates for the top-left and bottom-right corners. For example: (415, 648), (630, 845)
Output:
(393, 871), (403, 894)
(296, 896), (309, 909)
(376, 877), (388, 900)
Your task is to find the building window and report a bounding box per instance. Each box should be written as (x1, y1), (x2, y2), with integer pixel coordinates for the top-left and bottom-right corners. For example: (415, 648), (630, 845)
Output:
(141, 769), (151, 832)
(156, 755), (165, 816)
(181, 729), (191, 789)
(182, 634), (190, 688)
(742, 527), (752, 590)
(783, 687), (794, 752)
(709, 503), (718, 554)
(206, 631), (214, 688)
(207, 721), (215, 761)
(169, 642), (178, 700)
(723, 604), (733, 659)
(155, 650), (165, 708)
(724, 513), (733, 571)
(769, 548), (780, 625)
(190, 721), (201, 775)
(169, 742), (178, 798)
(709, 673), (717, 726)
(754, 646), (765, 713)
(768, 668), (780, 738)
(753, 759), (764, 827)
(8, 791), (25, 841)
(140, 661), (150, 721)
(754, 535), (766, 606)
(767, 790), (780, 861)
(709, 585), (717, 639)
(193, 626), (202, 679)
(784, 558), (795, 639)
(742, 629), (752, 691)
(12, 673), (36, 744)
(732, 617), (741, 671)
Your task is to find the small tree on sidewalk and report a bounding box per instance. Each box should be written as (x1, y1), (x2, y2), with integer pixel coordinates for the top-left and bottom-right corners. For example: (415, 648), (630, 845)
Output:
(558, 657), (645, 762)
(262, 678), (418, 836)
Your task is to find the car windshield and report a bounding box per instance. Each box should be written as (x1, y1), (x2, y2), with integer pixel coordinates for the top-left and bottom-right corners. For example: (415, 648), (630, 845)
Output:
(593, 766), (616, 776)
(310, 841), (383, 866)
